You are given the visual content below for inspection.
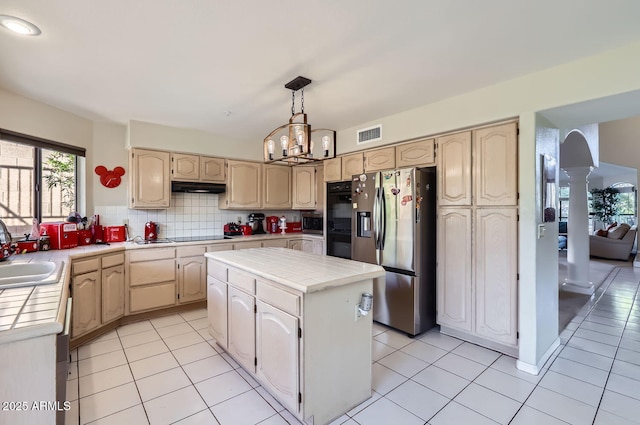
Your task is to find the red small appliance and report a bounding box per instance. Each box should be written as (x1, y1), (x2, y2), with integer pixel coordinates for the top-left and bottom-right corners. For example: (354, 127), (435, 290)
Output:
(40, 222), (78, 250)
(239, 224), (252, 236)
(266, 216), (280, 234)
(145, 221), (158, 241)
(104, 226), (126, 243)
(77, 229), (93, 246)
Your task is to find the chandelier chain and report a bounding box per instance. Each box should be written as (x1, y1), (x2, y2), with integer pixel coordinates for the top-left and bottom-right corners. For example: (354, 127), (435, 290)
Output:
(301, 88), (305, 113)
(291, 90), (295, 116)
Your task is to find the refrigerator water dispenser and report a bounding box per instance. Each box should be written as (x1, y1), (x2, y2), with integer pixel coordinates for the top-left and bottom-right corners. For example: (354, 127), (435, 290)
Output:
(357, 212), (372, 238)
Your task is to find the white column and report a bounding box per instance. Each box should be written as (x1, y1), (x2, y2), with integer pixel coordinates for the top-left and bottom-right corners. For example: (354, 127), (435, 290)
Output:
(562, 166), (593, 294)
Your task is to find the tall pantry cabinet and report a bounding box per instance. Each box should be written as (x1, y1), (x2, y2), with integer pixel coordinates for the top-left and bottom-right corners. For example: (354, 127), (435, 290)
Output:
(436, 122), (518, 354)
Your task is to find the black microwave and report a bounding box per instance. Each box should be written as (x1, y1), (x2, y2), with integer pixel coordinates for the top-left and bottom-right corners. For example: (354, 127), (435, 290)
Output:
(302, 213), (323, 234)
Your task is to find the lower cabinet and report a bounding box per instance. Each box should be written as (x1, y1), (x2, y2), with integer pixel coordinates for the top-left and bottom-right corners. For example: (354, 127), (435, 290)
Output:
(177, 246), (206, 304)
(207, 275), (228, 347)
(102, 264), (125, 324)
(256, 300), (299, 413)
(289, 238), (323, 254)
(72, 270), (101, 338)
(126, 247), (177, 314)
(227, 286), (256, 372)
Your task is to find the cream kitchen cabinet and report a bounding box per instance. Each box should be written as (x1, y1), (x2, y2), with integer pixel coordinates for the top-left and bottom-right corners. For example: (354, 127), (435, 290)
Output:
(474, 208), (518, 346)
(364, 146), (395, 172)
(437, 132), (472, 206)
(323, 157), (342, 182)
(292, 165), (316, 209)
(101, 253), (125, 324)
(200, 156), (226, 182)
(396, 138), (435, 167)
(264, 164), (292, 209)
(437, 209), (472, 333)
(207, 274), (228, 347)
(227, 285), (256, 373)
(126, 247), (177, 314)
(177, 245), (207, 304)
(72, 258), (101, 338)
(171, 153), (200, 181)
(473, 122), (518, 206)
(341, 152), (364, 179)
(129, 148), (171, 209)
(219, 160), (263, 209)
(206, 243), (234, 252)
(289, 237), (322, 254)
(262, 238), (289, 248)
(234, 241), (263, 250)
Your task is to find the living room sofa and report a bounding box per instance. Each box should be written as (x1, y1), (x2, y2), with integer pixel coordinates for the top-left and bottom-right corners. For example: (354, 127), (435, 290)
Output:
(590, 225), (637, 260)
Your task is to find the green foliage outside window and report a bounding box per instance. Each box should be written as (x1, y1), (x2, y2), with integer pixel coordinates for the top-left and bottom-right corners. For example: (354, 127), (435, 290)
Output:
(44, 151), (76, 210)
(589, 187), (620, 226)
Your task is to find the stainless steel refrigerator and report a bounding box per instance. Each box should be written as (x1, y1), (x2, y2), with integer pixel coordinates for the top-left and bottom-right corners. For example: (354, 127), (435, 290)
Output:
(351, 167), (436, 336)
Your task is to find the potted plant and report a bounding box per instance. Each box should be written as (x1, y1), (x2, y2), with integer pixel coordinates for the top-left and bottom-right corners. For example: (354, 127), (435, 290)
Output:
(590, 187), (620, 227)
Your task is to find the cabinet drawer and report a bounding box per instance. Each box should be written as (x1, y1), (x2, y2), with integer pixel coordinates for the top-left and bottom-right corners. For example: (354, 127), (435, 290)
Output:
(129, 259), (176, 287)
(102, 253), (125, 268)
(207, 259), (228, 282)
(228, 268), (255, 294)
(129, 283), (176, 313)
(72, 257), (100, 275)
(257, 280), (300, 317)
(128, 247), (175, 263)
(177, 245), (206, 257)
(206, 243), (234, 252)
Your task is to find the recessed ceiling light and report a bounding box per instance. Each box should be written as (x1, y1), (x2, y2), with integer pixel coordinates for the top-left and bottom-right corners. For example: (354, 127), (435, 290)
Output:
(0, 15), (41, 36)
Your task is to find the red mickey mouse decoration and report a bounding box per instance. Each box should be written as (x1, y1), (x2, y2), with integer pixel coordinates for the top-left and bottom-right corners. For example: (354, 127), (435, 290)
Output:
(95, 166), (125, 188)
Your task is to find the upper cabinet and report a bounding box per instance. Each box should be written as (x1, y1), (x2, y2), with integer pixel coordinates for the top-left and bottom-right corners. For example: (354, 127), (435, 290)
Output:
(473, 123), (518, 206)
(172, 153), (225, 183)
(341, 152), (364, 179)
(324, 157), (342, 182)
(200, 156), (226, 182)
(437, 132), (472, 206)
(264, 165), (292, 209)
(220, 160), (263, 209)
(396, 139), (435, 168)
(292, 166), (316, 210)
(364, 147), (395, 172)
(129, 148), (171, 209)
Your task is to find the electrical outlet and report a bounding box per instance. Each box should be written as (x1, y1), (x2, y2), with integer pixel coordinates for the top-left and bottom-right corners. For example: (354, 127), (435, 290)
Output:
(122, 218), (129, 226)
(237, 216), (243, 224)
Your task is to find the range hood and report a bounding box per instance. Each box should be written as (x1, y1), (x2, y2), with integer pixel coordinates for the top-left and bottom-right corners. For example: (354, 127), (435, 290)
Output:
(171, 181), (226, 194)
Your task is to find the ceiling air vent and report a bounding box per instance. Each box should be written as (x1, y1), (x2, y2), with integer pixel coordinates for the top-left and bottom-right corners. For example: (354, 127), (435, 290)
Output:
(357, 125), (382, 144)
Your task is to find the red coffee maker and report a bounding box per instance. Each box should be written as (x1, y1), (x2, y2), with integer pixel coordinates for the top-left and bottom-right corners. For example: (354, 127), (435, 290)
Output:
(145, 221), (158, 241)
(266, 216), (279, 234)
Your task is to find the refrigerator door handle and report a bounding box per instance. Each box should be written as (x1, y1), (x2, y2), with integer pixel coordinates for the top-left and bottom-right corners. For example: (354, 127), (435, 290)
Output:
(373, 187), (380, 249)
(380, 187), (387, 250)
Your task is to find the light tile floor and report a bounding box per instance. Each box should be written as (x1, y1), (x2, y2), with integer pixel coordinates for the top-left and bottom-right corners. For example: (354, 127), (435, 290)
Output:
(67, 264), (640, 425)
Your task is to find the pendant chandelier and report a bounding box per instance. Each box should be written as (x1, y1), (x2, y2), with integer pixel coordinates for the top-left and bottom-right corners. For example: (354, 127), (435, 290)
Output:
(264, 76), (336, 165)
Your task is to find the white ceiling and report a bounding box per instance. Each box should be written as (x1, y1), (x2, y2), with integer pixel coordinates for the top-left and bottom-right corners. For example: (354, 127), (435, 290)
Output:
(2, 1), (640, 143)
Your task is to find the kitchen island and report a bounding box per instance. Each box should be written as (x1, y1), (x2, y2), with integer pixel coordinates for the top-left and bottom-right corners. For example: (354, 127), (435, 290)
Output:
(205, 248), (385, 425)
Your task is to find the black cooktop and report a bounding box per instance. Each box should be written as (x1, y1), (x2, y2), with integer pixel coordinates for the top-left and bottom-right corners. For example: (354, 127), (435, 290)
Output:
(171, 235), (231, 243)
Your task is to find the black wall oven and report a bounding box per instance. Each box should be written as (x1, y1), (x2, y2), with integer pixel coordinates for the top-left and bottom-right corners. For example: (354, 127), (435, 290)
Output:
(326, 181), (352, 259)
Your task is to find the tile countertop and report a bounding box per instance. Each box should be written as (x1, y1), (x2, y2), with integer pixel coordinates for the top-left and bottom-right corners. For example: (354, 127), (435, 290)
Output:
(0, 233), (324, 344)
(206, 247), (385, 294)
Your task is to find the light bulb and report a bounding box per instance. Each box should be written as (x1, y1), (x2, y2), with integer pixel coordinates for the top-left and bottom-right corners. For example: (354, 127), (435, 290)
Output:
(280, 135), (289, 156)
(322, 135), (330, 157)
(267, 139), (275, 160)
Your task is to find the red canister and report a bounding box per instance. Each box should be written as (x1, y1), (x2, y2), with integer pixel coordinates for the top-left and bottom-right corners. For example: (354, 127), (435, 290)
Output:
(104, 226), (126, 242)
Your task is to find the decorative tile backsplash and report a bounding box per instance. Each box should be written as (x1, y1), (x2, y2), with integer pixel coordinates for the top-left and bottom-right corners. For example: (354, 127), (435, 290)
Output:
(94, 193), (301, 239)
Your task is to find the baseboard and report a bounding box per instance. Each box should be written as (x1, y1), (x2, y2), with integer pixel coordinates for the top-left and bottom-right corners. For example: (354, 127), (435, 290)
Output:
(516, 337), (560, 375)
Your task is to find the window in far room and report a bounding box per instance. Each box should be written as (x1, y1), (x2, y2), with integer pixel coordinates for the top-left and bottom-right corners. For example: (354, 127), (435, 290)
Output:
(0, 130), (85, 238)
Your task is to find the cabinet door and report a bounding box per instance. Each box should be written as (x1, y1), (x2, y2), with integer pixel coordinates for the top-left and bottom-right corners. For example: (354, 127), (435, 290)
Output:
(72, 271), (101, 338)
(312, 240), (324, 255)
(223, 160), (262, 209)
(364, 147), (395, 172)
(256, 301), (299, 413)
(300, 239), (314, 253)
(129, 148), (171, 209)
(102, 265), (124, 324)
(341, 153), (364, 179)
(289, 239), (302, 251)
(234, 241), (262, 250)
(262, 239), (289, 248)
(200, 156), (225, 182)
(292, 166), (316, 209)
(474, 208), (518, 346)
(228, 286), (256, 372)
(129, 283), (176, 313)
(264, 165), (292, 209)
(473, 123), (518, 206)
(396, 139), (435, 167)
(323, 157), (342, 182)
(179, 256), (206, 303)
(172, 153), (200, 181)
(437, 132), (471, 206)
(437, 209), (472, 332)
(207, 276), (228, 348)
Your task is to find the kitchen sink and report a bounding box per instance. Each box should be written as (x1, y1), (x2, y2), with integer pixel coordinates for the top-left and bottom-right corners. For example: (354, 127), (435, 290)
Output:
(0, 261), (63, 289)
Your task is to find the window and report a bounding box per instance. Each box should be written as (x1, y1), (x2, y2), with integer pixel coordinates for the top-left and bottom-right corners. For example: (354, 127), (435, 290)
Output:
(611, 182), (636, 226)
(0, 129), (85, 238)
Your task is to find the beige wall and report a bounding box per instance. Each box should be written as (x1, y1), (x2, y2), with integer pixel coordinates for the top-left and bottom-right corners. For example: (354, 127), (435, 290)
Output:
(92, 122), (129, 211)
